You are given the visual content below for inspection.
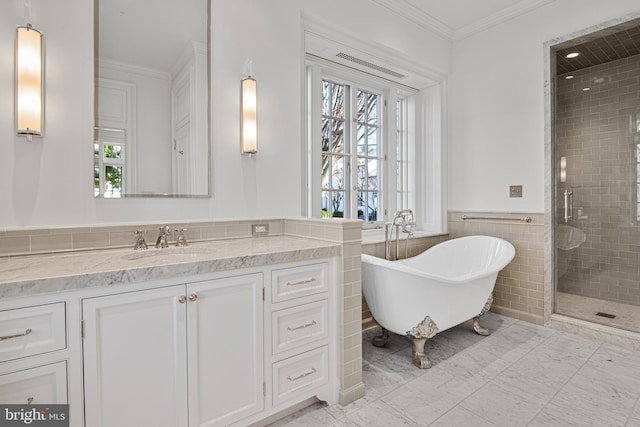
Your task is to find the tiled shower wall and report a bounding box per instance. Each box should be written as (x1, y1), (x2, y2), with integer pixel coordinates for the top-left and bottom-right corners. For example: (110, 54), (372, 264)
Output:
(556, 54), (640, 307)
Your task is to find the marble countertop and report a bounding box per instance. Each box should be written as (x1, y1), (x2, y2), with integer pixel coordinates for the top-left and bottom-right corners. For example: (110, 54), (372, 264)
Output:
(0, 235), (341, 299)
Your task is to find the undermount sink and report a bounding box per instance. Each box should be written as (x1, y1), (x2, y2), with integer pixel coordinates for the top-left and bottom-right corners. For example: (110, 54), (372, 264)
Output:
(121, 246), (216, 261)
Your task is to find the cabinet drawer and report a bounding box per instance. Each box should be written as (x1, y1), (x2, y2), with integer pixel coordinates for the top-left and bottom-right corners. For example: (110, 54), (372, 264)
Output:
(272, 346), (328, 406)
(0, 303), (66, 363)
(0, 361), (68, 405)
(272, 300), (328, 355)
(271, 263), (328, 303)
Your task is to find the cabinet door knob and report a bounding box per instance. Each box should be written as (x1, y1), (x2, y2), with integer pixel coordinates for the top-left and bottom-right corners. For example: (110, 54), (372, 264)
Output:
(178, 295), (187, 304)
(27, 397), (34, 405)
(189, 293), (198, 302)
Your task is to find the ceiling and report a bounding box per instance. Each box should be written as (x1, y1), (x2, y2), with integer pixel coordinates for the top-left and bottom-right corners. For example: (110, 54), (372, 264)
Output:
(98, 0), (207, 73)
(369, 0), (555, 40)
(373, 0), (640, 73)
(555, 19), (640, 75)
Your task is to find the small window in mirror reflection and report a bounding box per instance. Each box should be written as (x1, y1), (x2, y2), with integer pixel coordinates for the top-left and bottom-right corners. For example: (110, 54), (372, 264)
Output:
(95, 128), (126, 198)
(104, 165), (123, 198)
(104, 144), (123, 160)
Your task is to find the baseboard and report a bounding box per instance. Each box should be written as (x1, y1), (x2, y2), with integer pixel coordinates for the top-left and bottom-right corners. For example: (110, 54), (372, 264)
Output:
(339, 382), (366, 406)
(491, 306), (544, 325)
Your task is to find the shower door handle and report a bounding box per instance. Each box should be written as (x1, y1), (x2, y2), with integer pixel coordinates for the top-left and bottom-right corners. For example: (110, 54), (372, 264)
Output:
(564, 189), (573, 223)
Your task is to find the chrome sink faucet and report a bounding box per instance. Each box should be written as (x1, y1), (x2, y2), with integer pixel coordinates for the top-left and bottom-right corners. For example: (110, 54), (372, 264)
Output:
(134, 230), (148, 250)
(155, 225), (171, 248)
(175, 228), (188, 247)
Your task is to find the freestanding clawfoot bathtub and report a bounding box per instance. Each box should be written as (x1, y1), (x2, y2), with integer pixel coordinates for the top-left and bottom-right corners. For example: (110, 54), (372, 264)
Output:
(362, 235), (516, 368)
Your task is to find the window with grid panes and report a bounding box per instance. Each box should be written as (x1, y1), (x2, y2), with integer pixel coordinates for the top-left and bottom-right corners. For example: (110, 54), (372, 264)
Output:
(321, 79), (383, 220)
(94, 127), (126, 198)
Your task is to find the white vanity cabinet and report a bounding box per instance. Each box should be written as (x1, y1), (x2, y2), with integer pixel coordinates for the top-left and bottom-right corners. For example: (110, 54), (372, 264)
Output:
(0, 361), (68, 405)
(269, 262), (333, 408)
(0, 303), (68, 406)
(82, 273), (264, 427)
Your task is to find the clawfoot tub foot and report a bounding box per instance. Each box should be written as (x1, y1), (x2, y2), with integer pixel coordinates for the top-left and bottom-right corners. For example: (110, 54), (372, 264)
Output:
(407, 316), (439, 369)
(472, 317), (490, 336)
(473, 294), (494, 336)
(411, 337), (431, 368)
(372, 327), (390, 347)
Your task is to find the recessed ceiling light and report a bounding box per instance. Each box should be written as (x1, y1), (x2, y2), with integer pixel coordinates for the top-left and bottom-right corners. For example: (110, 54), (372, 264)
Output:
(566, 52), (580, 59)
(565, 75), (574, 79)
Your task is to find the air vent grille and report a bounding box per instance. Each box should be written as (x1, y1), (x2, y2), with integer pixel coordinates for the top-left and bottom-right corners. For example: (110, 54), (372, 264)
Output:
(336, 52), (406, 79)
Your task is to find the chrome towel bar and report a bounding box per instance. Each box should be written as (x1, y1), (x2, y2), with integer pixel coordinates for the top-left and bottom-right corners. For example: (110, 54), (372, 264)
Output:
(461, 215), (532, 223)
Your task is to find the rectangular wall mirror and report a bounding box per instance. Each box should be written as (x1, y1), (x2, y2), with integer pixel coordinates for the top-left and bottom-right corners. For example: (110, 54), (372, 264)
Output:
(94, 0), (210, 198)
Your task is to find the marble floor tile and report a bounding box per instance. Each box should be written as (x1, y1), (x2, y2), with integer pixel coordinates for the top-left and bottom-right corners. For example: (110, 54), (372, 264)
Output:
(267, 402), (337, 427)
(271, 314), (640, 427)
(491, 368), (562, 403)
(359, 360), (409, 401)
(459, 380), (548, 427)
(332, 399), (419, 426)
(381, 387), (465, 426)
(361, 327), (410, 363)
(626, 397), (640, 427)
(429, 406), (500, 427)
(546, 373), (636, 426)
(528, 404), (615, 427)
(578, 343), (640, 392)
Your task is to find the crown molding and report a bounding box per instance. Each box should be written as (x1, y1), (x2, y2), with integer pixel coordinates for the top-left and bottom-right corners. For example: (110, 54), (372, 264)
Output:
(368, 0), (556, 42)
(453, 0), (556, 41)
(368, 0), (453, 41)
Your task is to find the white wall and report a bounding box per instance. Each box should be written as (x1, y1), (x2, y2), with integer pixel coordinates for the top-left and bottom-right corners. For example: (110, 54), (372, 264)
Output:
(448, 0), (640, 214)
(0, 0), (450, 228)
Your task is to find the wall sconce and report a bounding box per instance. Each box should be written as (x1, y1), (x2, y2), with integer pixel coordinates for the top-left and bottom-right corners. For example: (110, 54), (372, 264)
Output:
(15, 24), (43, 141)
(241, 76), (257, 156)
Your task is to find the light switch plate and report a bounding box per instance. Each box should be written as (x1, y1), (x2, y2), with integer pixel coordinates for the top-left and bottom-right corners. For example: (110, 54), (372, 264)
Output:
(509, 185), (523, 198)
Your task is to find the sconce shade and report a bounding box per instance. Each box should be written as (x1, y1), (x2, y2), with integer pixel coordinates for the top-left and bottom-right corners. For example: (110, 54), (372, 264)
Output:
(15, 24), (43, 138)
(241, 77), (257, 155)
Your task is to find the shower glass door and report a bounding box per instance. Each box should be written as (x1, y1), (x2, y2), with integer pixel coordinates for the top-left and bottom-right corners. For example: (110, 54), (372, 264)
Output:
(553, 20), (640, 333)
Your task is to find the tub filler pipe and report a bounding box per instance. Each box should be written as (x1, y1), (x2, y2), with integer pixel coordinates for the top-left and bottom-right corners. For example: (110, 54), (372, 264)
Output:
(385, 209), (415, 261)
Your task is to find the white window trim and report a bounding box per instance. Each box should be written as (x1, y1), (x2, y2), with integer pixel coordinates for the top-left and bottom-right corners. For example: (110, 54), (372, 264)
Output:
(301, 15), (447, 234)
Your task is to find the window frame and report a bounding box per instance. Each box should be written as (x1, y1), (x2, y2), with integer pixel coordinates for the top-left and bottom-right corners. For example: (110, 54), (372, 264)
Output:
(307, 58), (426, 227)
(94, 127), (127, 198)
(302, 17), (448, 234)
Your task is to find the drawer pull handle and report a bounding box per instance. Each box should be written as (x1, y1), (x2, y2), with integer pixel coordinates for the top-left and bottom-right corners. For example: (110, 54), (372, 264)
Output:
(287, 320), (317, 331)
(287, 367), (317, 382)
(0, 328), (32, 341)
(286, 278), (316, 286)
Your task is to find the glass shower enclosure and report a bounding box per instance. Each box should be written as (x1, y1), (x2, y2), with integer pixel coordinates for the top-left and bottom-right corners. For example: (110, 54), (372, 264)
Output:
(553, 18), (640, 333)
